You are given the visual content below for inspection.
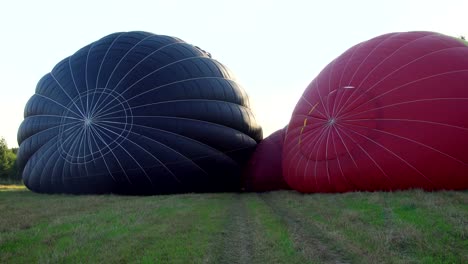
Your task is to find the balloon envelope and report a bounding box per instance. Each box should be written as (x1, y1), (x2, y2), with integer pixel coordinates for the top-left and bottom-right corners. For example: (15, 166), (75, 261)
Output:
(283, 32), (468, 193)
(17, 31), (262, 194)
(243, 128), (290, 191)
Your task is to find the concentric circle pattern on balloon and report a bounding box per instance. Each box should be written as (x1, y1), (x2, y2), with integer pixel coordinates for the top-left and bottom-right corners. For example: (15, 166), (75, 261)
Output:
(283, 31), (468, 193)
(17, 31), (263, 194)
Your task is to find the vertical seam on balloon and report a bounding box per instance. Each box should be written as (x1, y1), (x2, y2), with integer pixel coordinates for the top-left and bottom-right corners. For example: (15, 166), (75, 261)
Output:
(90, 34), (155, 117)
(49, 143), (65, 188)
(24, 113), (82, 121)
(94, 122), (180, 184)
(336, 125), (394, 187)
(93, 56), (209, 116)
(334, 43), (363, 116)
(71, 122), (87, 169)
(80, 124), (90, 177)
(71, 122), (87, 164)
(49, 72), (86, 118)
(334, 33), (402, 116)
(331, 126), (357, 190)
(293, 121), (328, 189)
(336, 123), (436, 187)
(57, 123), (85, 158)
(89, 124), (133, 184)
(342, 96), (468, 120)
(312, 125), (332, 191)
(96, 77), (236, 114)
(66, 127), (87, 187)
(21, 120), (80, 165)
(65, 125), (86, 165)
(282, 118), (324, 156)
(121, 57), (213, 98)
(289, 126), (327, 191)
(18, 121), (78, 163)
(336, 33), (436, 116)
(68, 57), (86, 113)
(58, 123), (85, 161)
(285, 127), (320, 177)
(343, 122), (467, 165)
(91, 41), (186, 115)
(300, 95), (327, 119)
(118, 123), (239, 164)
(298, 102), (319, 146)
(346, 118), (468, 131)
(325, 124), (332, 186)
(336, 47), (460, 117)
(348, 33), (401, 85)
(58, 126), (83, 189)
(90, 33), (126, 116)
(103, 35), (154, 89)
(88, 125), (117, 182)
(327, 59), (337, 117)
(98, 123), (209, 176)
(29, 139), (53, 190)
(85, 122), (96, 163)
(35, 140), (61, 192)
(35, 91), (82, 119)
(334, 125), (359, 169)
(103, 115), (257, 140)
(85, 41), (100, 115)
(340, 70), (468, 119)
(313, 73), (330, 118)
(352, 33), (435, 98)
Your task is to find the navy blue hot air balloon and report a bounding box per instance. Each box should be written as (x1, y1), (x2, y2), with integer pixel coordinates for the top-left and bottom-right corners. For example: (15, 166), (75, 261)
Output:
(17, 31), (263, 194)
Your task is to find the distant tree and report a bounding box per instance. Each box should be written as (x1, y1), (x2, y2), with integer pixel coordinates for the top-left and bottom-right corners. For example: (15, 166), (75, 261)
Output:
(461, 36), (466, 41)
(0, 137), (18, 180)
(0, 137), (9, 178)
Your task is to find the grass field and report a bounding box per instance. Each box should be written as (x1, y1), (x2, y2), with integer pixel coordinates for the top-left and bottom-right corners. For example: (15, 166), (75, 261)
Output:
(0, 185), (466, 264)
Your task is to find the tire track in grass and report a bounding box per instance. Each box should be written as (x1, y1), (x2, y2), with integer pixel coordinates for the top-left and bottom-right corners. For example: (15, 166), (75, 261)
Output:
(259, 192), (353, 264)
(245, 195), (311, 264)
(209, 193), (309, 264)
(211, 194), (255, 264)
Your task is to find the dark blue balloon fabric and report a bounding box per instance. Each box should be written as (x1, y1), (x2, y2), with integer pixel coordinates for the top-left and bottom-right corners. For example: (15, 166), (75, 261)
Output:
(17, 31), (262, 194)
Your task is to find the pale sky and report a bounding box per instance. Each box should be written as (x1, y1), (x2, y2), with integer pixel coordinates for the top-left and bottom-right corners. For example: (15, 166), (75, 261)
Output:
(0, 0), (467, 147)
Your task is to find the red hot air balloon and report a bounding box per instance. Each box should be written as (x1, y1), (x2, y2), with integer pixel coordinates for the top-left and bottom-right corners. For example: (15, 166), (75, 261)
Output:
(244, 127), (290, 191)
(283, 32), (468, 193)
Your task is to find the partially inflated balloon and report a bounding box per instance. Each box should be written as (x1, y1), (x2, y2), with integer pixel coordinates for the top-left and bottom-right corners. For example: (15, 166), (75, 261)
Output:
(283, 32), (468, 193)
(243, 127), (290, 191)
(17, 31), (262, 194)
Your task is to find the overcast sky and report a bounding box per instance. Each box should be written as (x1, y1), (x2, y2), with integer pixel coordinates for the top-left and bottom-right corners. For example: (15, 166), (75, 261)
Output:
(1, 0), (467, 147)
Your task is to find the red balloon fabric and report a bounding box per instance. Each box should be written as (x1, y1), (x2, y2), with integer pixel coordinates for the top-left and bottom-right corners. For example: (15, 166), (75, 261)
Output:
(283, 32), (468, 193)
(244, 128), (290, 191)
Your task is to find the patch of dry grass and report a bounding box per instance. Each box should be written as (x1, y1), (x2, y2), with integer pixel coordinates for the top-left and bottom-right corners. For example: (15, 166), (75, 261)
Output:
(0, 184), (26, 191)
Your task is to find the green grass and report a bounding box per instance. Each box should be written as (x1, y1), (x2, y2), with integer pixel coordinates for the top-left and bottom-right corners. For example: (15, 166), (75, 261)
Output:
(0, 187), (466, 263)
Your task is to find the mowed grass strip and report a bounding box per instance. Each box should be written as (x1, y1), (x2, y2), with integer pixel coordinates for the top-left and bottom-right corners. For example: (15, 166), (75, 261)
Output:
(260, 193), (356, 264)
(264, 190), (468, 264)
(244, 195), (311, 264)
(209, 194), (309, 264)
(0, 190), (232, 263)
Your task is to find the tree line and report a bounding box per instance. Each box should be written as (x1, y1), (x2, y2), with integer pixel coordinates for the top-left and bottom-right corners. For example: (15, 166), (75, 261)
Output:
(0, 137), (20, 182)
